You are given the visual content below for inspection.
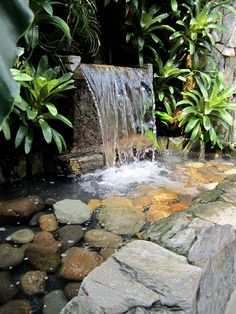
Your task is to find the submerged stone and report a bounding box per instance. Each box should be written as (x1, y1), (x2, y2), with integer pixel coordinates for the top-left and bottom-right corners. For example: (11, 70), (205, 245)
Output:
(0, 195), (44, 223)
(55, 225), (84, 251)
(53, 199), (91, 224)
(0, 271), (18, 305)
(9, 229), (35, 244)
(84, 229), (122, 248)
(0, 300), (31, 314)
(60, 247), (103, 281)
(43, 290), (67, 314)
(0, 244), (25, 270)
(20, 271), (47, 296)
(39, 214), (58, 232)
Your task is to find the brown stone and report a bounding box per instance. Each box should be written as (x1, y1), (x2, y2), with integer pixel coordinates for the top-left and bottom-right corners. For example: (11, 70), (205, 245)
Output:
(39, 214), (58, 232)
(0, 271), (18, 305)
(148, 188), (179, 204)
(87, 199), (102, 211)
(102, 196), (133, 208)
(0, 300), (31, 314)
(146, 204), (171, 223)
(0, 195), (44, 223)
(20, 271), (46, 295)
(60, 247), (103, 281)
(84, 229), (122, 248)
(100, 246), (118, 260)
(29, 212), (45, 226)
(132, 195), (154, 211)
(169, 203), (189, 213)
(55, 225), (84, 251)
(45, 198), (57, 206)
(26, 231), (61, 272)
(64, 282), (82, 300)
(0, 244), (25, 270)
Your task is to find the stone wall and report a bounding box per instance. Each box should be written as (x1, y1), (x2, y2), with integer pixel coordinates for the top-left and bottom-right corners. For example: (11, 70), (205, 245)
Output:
(211, 1), (236, 143)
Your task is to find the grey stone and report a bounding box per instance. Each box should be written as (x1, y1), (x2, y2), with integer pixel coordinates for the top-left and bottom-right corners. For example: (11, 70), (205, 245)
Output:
(222, 12), (236, 47)
(43, 290), (67, 314)
(55, 225), (84, 251)
(189, 224), (236, 314)
(0, 244), (25, 270)
(215, 44), (235, 56)
(226, 289), (236, 314)
(144, 212), (214, 256)
(191, 189), (223, 205)
(224, 57), (235, 84)
(98, 205), (146, 235)
(0, 271), (18, 305)
(189, 201), (236, 229)
(54, 199), (92, 224)
(168, 137), (186, 151)
(9, 229), (35, 244)
(61, 240), (202, 314)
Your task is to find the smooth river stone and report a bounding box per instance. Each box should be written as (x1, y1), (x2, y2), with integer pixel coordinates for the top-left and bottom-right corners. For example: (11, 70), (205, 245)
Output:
(20, 271), (47, 296)
(60, 247), (103, 281)
(53, 199), (91, 224)
(55, 225), (84, 251)
(43, 290), (67, 314)
(9, 229), (35, 244)
(0, 244), (25, 270)
(0, 271), (18, 305)
(98, 205), (146, 235)
(84, 229), (122, 248)
(0, 195), (44, 223)
(0, 300), (31, 314)
(39, 214), (58, 232)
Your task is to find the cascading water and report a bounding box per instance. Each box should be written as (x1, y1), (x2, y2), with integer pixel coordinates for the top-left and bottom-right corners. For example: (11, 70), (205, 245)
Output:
(80, 64), (155, 167)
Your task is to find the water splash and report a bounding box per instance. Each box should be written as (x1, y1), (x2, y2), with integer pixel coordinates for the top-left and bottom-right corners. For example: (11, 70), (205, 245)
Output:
(80, 64), (154, 166)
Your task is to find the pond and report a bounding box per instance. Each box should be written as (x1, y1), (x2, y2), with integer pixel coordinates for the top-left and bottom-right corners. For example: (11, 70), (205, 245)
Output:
(0, 153), (236, 313)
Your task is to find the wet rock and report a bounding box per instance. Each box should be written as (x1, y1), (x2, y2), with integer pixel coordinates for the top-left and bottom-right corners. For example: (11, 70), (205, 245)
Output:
(0, 195), (44, 223)
(0, 244), (25, 270)
(0, 300), (31, 314)
(61, 240), (202, 314)
(87, 199), (101, 211)
(26, 231), (61, 272)
(148, 187), (179, 203)
(39, 214), (58, 232)
(0, 271), (18, 305)
(189, 201), (236, 230)
(144, 210), (236, 314)
(60, 247), (103, 281)
(43, 290), (67, 314)
(64, 282), (82, 300)
(146, 204), (171, 222)
(99, 204), (145, 235)
(84, 229), (122, 248)
(9, 229), (34, 244)
(132, 195), (154, 211)
(45, 198), (56, 206)
(20, 271), (47, 296)
(191, 189), (223, 205)
(100, 246), (119, 260)
(29, 212), (45, 226)
(55, 225), (84, 251)
(53, 199), (91, 224)
(102, 195), (134, 208)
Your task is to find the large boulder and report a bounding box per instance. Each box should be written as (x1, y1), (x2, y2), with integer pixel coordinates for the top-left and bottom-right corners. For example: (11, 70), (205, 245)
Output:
(0, 195), (44, 223)
(61, 240), (202, 313)
(143, 210), (236, 314)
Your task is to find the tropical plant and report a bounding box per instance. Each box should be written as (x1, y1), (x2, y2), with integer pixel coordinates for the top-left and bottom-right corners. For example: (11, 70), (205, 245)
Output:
(24, 0), (71, 52)
(0, 1), (33, 127)
(125, 1), (174, 66)
(65, 0), (100, 56)
(154, 55), (189, 128)
(177, 72), (236, 152)
(4, 55), (74, 154)
(169, 0), (234, 68)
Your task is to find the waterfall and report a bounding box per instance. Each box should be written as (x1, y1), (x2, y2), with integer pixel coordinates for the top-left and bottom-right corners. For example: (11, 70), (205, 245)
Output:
(80, 64), (155, 167)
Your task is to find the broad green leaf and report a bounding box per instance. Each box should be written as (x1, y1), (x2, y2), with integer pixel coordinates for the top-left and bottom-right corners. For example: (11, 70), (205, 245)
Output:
(0, 1), (33, 127)
(11, 69), (33, 82)
(185, 118), (199, 133)
(1, 120), (11, 141)
(46, 103), (58, 116)
(38, 14), (71, 41)
(27, 108), (38, 120)
(51, 128), (62, 153)
(15, 125), (28, 148)
(190, 123), (200, 142)
(39, 119), (52, 143)
(42, 3), (53, 16)
(203, 115), (211, 131)
(24, 24), (39, 49)
(171, 0), (178, 12)
(14, 95), (29, 111)
(24, 129), (33, 154)
(54, 114), (72, 127)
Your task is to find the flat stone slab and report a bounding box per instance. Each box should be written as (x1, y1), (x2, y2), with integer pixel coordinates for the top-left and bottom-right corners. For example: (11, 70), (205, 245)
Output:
(61, 240), (202, 314)
(189, 201), (236, 229)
